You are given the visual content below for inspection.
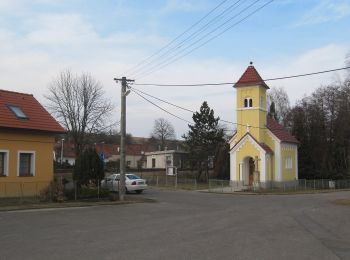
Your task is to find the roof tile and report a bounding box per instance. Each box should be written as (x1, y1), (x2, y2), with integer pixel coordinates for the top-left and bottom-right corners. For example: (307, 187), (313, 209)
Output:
(0, 89), (65, 133)
(235, 64), (269, 88)
(267, 117), (298, 144)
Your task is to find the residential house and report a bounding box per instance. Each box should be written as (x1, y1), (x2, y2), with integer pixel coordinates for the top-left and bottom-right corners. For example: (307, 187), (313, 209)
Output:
(229, 63), (298, 187)
(145, 149), (188, 170)
(0, 89), (65, 197)
(95, 143), (151, 169)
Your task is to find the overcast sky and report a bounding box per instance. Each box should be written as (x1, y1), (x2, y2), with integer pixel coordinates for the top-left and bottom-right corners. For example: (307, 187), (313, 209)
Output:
(1, 0), (350, 138)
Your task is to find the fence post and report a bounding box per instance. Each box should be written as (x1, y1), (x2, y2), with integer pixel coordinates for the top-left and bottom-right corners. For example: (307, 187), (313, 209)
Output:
(97, 179), (100, 200)
(156, 176), (159, 186)
(175, 175), (177, 189)
(74, 181), (77, 201)
(20, 183), (23, 203)
(314, 180), (316, 190)
(222, 180), (224, 193)
(195, 179), (197, 190)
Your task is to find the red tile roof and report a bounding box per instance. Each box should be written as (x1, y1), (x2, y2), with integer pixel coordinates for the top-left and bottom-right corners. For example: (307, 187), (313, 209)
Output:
(234, 63), (269, 89)
(0, 89), (65, 133)
(95, 143), (152, 157)
(267, 117), (298, 144)
(56, 143), (154, 158)
(259, 142), (274, 154)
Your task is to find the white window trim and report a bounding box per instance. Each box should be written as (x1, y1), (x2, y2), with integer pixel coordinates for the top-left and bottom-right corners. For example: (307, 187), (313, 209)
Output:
(244, 97), (253, 108)
(285, 157), (292, 169)
(17, 150), (36, 176)
(0, 150), (9, 176)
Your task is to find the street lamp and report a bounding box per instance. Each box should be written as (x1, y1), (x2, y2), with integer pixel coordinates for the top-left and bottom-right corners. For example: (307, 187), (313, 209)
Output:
(60, 138), (65, 165)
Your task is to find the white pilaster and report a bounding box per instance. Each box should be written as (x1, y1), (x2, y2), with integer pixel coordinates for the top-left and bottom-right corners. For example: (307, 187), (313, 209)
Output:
(230, 150), (237, 181)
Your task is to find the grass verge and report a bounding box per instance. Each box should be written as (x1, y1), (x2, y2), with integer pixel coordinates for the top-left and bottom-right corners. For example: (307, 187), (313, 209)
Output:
(0, 196), (155, 212)
(333, 198), (350, 206)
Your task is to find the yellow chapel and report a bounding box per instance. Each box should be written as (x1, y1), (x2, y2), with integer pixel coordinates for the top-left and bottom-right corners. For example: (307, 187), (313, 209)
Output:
(229, 63), (298, 187)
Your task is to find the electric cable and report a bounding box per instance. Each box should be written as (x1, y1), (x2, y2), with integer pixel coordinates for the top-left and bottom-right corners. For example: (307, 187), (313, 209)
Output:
(130, 86), (267, 129)
(134, 0), (273, 80)
(124, 0), (230, 76)
(129, 0), (244, 77)
(130, 88), (193, 124)
(133, 66), (350, 87)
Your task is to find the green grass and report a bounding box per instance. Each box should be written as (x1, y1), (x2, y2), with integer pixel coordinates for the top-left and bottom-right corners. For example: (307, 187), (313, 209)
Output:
(150, 183), (210, 190)
(0, 195), (154, 211)
(333, 198), (350, 205)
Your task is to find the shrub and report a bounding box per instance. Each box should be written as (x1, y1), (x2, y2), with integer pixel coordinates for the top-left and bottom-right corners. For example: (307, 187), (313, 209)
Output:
(65, 187), (110, 200)
(40, 180), (65, 202)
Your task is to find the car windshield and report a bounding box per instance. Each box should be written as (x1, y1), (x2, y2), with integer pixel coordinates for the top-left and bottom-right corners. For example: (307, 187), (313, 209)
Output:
(126, 174), (140, 180)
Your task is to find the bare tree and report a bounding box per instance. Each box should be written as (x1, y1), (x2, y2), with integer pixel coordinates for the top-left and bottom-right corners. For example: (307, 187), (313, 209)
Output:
(46, 70), (114, 157)
(346, 52), (350, 80)
(151, 118), (175, 150)
(267, 86), (291, 126)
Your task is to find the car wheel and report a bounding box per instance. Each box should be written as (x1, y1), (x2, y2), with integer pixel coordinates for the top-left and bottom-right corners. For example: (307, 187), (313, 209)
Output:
(135, 190), (143, 194)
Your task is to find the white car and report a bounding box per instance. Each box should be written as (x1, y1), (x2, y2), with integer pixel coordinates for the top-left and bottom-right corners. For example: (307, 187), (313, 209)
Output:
(101, 173), (147, 194)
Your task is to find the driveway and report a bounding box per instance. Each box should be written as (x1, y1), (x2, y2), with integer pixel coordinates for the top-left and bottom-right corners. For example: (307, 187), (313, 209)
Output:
(1, 189), (350, 259)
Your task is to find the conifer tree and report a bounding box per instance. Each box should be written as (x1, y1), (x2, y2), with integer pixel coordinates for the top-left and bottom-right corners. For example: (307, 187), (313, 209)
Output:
(182, 101), (225, 181)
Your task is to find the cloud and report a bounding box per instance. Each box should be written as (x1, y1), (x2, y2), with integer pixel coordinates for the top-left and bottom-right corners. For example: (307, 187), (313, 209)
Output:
(296, 0), (350, 26)
(0, 2), (349, 138)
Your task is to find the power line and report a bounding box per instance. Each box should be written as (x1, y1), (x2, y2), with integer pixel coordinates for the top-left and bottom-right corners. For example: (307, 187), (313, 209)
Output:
(133, 66), (350, 87)
(129, 0), (244, 77)
(130, 86), (266, 129)
(134, 0), (273, 80)
(124, 0), (230, 76)
(130, 88), (193, 124)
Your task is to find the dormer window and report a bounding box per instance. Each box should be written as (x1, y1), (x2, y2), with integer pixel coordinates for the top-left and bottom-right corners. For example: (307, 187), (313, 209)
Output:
(244, 97), (253, 108)
(8, 105), (28, 119)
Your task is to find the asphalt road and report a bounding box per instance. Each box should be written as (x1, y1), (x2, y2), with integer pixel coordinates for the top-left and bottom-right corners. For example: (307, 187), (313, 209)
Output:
(1, 189), (350, 260)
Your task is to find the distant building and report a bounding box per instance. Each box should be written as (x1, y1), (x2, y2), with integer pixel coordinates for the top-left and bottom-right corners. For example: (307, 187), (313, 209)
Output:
(145, 150), (188, 169)
(55, 142), (152, 169)
(0, 89), (65, 197)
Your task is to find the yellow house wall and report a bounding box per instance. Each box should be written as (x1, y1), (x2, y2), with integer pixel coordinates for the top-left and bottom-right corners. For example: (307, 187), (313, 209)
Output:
(264, 132), (276, 181)
(281, 144), (297, 181)
(235, 140), (261, 180)
(0, 129), (55, 197)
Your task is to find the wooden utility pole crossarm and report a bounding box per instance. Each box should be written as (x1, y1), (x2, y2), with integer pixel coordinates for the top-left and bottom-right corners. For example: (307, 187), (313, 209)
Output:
(114, 77), (134, 201)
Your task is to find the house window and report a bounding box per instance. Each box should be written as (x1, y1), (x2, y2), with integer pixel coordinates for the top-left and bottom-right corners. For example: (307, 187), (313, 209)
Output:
(285, 157), (293, 169)
(8, 105), (28, 119)
(166, 155), (172, 166)
(126, 161), (131, 167)
(244, 97), (253, 108)
(0, 150), (9, 176)
(18, 151), (35, 176)
(152, 158), (156, 168)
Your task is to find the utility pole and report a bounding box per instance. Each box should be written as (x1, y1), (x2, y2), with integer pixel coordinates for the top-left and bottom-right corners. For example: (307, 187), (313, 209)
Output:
(114, 76), (134, 201)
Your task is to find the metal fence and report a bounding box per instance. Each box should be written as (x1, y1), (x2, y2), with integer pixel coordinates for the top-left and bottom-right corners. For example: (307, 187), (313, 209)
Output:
(208, 179), (350, 193)
(1, 178), (349, 201)
(142, 176), (350, 193)
(0, 180), (109, 201)
(143, 175), (202, 190)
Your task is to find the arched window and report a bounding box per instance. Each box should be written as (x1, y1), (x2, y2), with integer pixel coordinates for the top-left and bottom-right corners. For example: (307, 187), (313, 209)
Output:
(244, 97), (253, 108)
